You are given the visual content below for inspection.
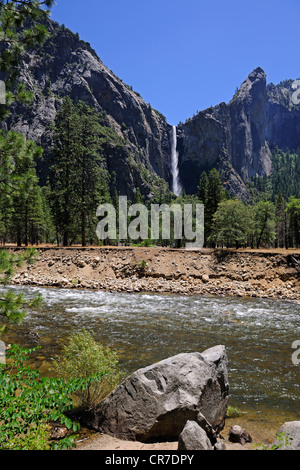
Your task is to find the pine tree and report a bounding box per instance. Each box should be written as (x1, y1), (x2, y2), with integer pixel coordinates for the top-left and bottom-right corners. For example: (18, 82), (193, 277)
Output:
(275, 191), (287, 249)
(50, 98), (112, 247)
(0, 132), (14, 244)
(205, 168), (224, 245)
(197, 171), (208, 204)
(74, 101), (112, 247)
(0, 0), (53, 328)
(49, 97), (77, 246)
(0, 0), (54, 119)
(0, 249), (42, 327)
(286, 197), (300, 248)
(0, 131), (44, 246)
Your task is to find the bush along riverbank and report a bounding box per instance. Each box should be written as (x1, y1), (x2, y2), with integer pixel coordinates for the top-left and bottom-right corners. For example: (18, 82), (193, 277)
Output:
(9, 247), (300, 301)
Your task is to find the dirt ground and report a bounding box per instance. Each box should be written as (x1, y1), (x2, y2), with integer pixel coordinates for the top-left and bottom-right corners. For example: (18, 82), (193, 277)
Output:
(74, 415), (281, 451)
(75, 433), (252, 451)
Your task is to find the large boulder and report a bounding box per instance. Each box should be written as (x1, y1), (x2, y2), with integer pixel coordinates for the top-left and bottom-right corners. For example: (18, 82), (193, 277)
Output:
(273, 422), (300, 450)
(83, 345), (229, 442)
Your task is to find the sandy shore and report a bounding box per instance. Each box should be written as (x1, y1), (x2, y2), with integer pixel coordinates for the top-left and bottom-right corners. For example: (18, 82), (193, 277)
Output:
(74, 416), (277, 451)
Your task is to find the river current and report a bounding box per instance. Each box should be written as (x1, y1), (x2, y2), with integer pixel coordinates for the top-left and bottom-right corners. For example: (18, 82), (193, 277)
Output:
(1, 285), (300, 425)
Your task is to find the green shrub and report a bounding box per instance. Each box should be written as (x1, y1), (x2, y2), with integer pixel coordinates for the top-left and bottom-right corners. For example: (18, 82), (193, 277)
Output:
(0, 344), (102, 450)
(52, 330), (123, 410)
(226, 405), (243, 418)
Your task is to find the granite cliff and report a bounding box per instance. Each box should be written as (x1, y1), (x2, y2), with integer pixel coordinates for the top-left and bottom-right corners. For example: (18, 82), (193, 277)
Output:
(3, 20), (173, 200)
(3, 20), (300, 200)
(177, 68), (300, 199)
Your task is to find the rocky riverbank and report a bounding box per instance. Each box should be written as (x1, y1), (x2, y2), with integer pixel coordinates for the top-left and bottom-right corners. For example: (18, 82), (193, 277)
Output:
(9, 246), (300, 301)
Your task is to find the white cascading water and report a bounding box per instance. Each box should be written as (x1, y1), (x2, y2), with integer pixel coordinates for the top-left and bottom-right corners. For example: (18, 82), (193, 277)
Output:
(171, 126), (182, 196)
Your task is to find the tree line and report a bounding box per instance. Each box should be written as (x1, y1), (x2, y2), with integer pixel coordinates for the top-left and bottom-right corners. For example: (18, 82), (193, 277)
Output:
(1, 116), (300, 248)
(197, 169), (300, 249)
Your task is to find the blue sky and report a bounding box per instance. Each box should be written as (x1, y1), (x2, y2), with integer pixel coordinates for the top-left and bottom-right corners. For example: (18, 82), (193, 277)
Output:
(51, 0), (300, 125)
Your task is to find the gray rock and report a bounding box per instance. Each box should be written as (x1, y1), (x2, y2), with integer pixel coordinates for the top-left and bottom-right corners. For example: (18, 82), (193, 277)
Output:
(273, 421), (300, 450)
(83, 345), (229, 442)
(228, 425), (252, 445)
(214, 440), (227, 451)
(178, 421), (212, 450)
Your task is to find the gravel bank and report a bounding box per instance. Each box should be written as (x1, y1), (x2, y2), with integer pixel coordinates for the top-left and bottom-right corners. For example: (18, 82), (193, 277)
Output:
(9, 246), (300, 301)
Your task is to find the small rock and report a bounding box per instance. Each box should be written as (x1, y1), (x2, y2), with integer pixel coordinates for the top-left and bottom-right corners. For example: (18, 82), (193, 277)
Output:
(229, 425), (252, 445)
(50, 425), (68, 440)
(202, 274), (210, 283)
(214, 440), (227, 450)
(178, 421), (212, 451)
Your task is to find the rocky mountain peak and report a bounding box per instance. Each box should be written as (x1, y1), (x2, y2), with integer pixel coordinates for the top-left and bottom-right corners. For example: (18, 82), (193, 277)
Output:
(3, 19), (300, 202)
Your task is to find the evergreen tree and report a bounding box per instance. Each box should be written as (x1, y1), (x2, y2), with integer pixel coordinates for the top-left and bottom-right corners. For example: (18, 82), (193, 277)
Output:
(0, 131), (14, 244)
(275, 191), (287, 249)
(205, 168), (224, 245)
(286, 197), (300, 248)
(197, 171), (208, 204)
(0, 131), (44, 246)
(50, 98), (112, 247)
(49, 97), (77, 246)
(0, 0), (53, 329)
(74, 101), (112, 247)
(0, 249), (42, 327)
(133, 187), (143, 204)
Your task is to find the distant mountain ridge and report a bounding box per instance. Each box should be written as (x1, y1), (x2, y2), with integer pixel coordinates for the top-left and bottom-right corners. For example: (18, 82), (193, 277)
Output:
(3, 19), (300, 201)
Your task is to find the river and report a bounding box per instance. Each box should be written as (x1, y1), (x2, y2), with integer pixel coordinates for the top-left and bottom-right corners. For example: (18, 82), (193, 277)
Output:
(1, 285), (300, 428)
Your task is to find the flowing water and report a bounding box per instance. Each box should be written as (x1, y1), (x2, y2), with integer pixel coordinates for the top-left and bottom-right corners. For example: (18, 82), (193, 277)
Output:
(1, 285), (300, 428)
(171, 126), (182, 196)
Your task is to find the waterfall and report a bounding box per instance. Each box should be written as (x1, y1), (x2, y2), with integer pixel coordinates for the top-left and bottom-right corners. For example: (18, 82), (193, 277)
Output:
(171, 126), (182, 196)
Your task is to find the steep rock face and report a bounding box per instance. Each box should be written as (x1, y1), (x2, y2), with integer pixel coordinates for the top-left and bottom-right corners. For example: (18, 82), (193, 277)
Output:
(4, 20), (173, 199)
(178, 68), (273, 198)
(177, 68), (300, 198)
(266, 80), (300, 151)
(230, 68), (272, 180)
(4, 18), (300, 200)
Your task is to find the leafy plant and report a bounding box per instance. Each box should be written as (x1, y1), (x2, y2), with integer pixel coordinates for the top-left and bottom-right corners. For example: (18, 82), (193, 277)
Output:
(255, 432), (293, 450)
(51, 330), (123, 410)
(0, 344), (103, 450)
(226, 405), (243, 419)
